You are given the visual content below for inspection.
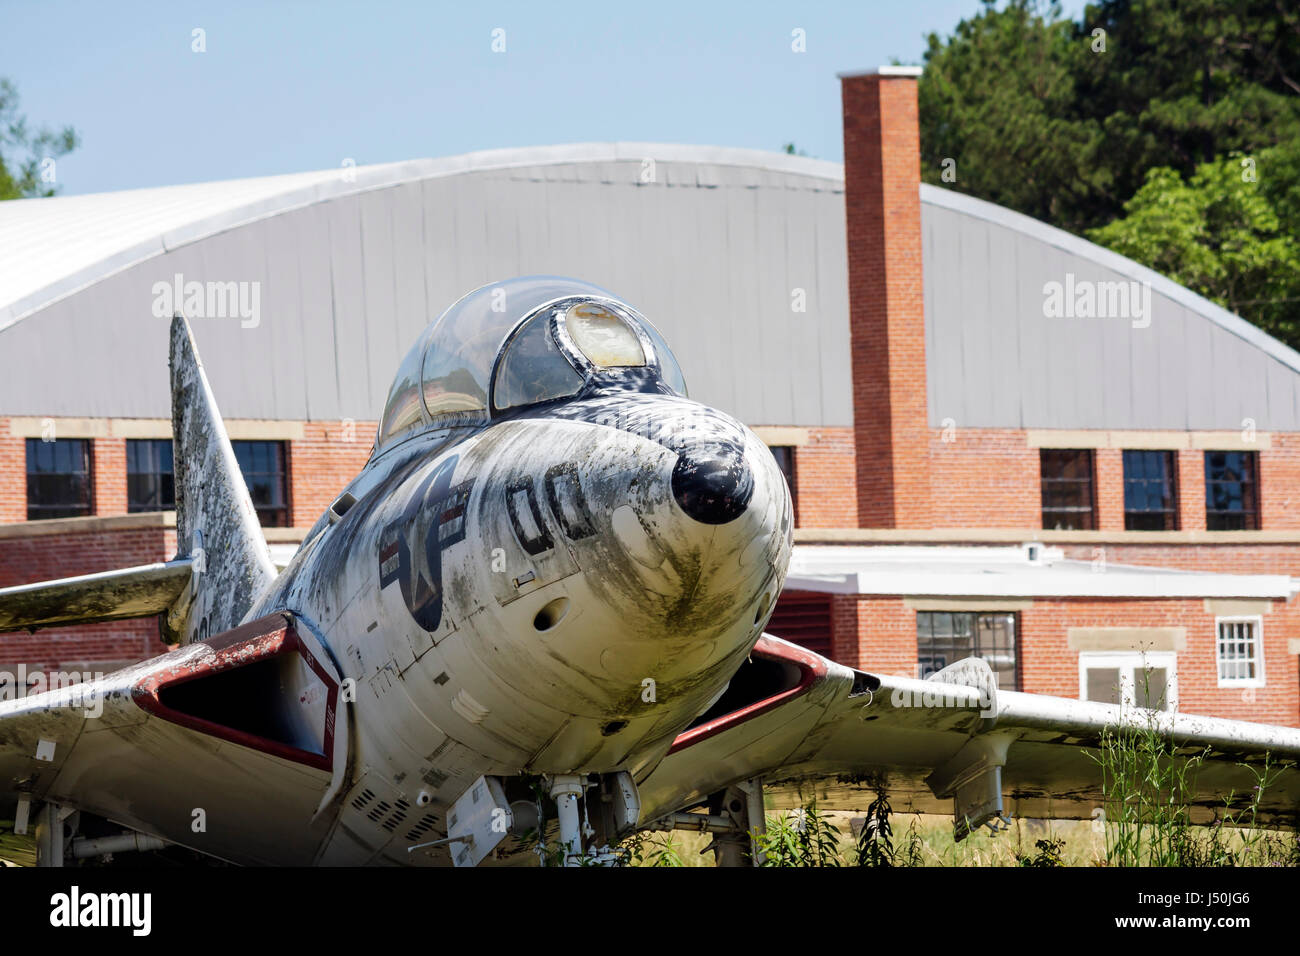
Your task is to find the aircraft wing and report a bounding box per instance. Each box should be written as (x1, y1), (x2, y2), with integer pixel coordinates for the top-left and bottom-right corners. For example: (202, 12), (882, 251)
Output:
(639, 635), (1300, 835)
(0, 611), (349, 865)
(0, 560), (193, 632)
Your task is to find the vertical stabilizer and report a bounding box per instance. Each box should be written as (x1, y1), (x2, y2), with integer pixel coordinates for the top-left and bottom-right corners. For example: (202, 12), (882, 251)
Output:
(168, 314), (277, 643)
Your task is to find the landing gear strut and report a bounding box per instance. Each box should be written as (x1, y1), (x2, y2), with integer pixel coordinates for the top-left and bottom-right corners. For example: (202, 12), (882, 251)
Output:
(548, 775), (588, 866)
(649, 776), (766, 866)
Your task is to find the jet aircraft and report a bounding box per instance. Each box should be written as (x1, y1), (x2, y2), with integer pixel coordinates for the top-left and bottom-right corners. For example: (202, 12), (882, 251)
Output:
(1, 276), (1298, 866)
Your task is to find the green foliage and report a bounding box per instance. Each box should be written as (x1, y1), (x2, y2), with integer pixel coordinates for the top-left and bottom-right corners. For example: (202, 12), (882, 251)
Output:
(1087, 153), (1300, 346)
(855, 787), (895, 867)
(1092, 719), (1206, 866)
(619, 831), (686, 867)
(919, 0), (1300, 349)
(1016, 836), (1066, 867)
(0, 78), (80, 200)
(754, 799), (842, 867)
(919, 1), (1107, 231)
(1090, 713), (1295, 867)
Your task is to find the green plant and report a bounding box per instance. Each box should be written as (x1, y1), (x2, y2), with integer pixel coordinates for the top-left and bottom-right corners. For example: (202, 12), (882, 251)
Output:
(1092, 718), (1207, 866)
(1016, 836), (1066, 867)
(754, 799), (843, 867)
(619, 831), (685, 867)
(856, 787), (895, 867)
(897, 816), (925, 867)
(1090, 695), (1294, 867)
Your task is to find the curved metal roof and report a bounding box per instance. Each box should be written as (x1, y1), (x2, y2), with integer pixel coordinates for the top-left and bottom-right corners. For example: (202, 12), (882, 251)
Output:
(2, 144), (1297, 432)
(0, 143), (850, 426)
(0, 144), (842, 333)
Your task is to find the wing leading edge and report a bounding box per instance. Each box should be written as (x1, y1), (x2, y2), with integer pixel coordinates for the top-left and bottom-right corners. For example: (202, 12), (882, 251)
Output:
(0, 560), (192, 633)
(639, 635), (1300, 835)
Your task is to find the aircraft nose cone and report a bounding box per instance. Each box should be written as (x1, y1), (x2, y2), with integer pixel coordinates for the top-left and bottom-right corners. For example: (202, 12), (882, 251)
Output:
(670, 442), (754, 525)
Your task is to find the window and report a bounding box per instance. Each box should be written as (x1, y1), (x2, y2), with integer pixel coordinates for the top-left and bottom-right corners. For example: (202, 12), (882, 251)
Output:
(768, 446), (797, 523)
(127, 439), (175, 512)
(1215, 617), (1264, 687)
(916, 611), (1018, 691)
(492, 311), (584, 412)
(1205, 451), (1260, 530)
(26, 438), (92, 519)
(564, 302), (646, 367)
(1079, 651), (1177, 711)
(1123, 450), (1178, 530)
(232, 440), (289, 527)
(1040, 449), (1096, 530)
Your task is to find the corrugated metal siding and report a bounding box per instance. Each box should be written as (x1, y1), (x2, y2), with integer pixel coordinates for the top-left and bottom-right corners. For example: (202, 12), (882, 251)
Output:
(765, 590), (833, 659)
(0, 158), (852, 427)
(922, 189), (1300, 431)
(10, 158), (1298, 435)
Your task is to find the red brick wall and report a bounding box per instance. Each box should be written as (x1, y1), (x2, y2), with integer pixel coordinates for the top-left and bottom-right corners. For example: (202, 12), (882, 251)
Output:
(1261, 433), (1300, 528)
(0, 417), (378, 529)
(92, 437), (127, 516)
(825, 592), (1298, 727)
(928, 428), (1040, 527)
(842, 72), (931, 529)
(288, 420), (376, 527)
(923, 428), (1300, 533)
(1059, 542), (1300, 576)
(0, 524), (177, 670)
(1175, 449), (1205, 532)
(1019, 599), (1297, 726)
(793, 427), (857, 528)
(1095, 448), (1124, 531)
(829, 595), (920, 677)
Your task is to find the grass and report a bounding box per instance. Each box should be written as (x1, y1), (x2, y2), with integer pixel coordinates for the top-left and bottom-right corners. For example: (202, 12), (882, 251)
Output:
(636, 715), (1300, 868)
(635, 809), (1299, 867)
(0, 821), (35, 867)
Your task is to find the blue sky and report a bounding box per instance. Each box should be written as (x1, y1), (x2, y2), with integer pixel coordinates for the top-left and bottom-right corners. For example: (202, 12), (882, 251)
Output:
(3, 1), (1087, 195)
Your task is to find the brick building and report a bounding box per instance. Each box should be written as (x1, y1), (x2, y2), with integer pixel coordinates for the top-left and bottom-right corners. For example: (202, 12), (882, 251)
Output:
(1, 67), (1298, 726)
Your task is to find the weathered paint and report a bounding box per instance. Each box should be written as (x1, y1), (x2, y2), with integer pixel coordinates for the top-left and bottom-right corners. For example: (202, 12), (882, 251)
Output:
(169, 313), (277, 643)
(1, 282), (793, 865)
(637, 634), (1300, 831)
(0, 560), (191, 632)
(7, 280), (1297, 867)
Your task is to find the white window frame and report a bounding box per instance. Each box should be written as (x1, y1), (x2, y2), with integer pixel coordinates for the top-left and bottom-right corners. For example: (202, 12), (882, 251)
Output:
(1078, 651), (1179, 712)
(1215, 616), (1265, 688)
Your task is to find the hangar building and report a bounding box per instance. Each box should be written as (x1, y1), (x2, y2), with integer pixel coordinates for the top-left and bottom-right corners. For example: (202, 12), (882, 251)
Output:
(0, 68), (1297, 726)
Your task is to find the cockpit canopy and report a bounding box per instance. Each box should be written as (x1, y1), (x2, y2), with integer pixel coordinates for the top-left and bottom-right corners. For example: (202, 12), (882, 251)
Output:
(375, 277), (687, 453)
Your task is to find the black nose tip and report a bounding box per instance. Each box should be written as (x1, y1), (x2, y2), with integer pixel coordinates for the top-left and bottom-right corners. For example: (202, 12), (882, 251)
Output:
(671, 443), (754, 525)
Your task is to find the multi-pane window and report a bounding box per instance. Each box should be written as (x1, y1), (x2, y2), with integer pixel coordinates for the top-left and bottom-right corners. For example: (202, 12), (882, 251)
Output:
(1040, 449), (1096, 530)
(127, 439), (175, 512)
(1205, 451), (1260, 530)
(1122, 450), (1178, 530)
(1079, 651), (1177, 711)
(1216, 617), (1264, 686)
(232, 440), (290, 527)
(916, 611), (1018, 691)
(768, 446), (797, 523)
(26, 438), (93, 519)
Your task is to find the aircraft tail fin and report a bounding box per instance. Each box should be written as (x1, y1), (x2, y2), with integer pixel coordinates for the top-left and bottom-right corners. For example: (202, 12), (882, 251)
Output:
(168, 313), (277, 643)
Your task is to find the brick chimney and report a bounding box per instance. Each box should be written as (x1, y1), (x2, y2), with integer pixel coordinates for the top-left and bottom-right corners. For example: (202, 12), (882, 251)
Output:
(840, 66), (931, 529)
